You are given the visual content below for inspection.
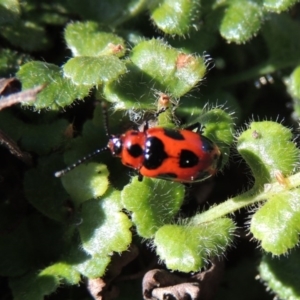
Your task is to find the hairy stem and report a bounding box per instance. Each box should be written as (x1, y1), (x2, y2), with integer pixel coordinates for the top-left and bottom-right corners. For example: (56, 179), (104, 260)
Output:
(190, 172), (300, 224)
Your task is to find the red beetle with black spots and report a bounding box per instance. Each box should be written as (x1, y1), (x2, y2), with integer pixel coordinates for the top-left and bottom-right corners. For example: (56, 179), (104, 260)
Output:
(55, 105), (222, 183)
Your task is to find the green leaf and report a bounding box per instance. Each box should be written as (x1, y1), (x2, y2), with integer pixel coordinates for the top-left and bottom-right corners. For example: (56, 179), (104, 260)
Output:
(41, 262), (81, 285)
(78, 189), (132, 276)
(66, 0), (147, 26)
(220, 0), (262, 44)
(22, 120), (68, 155)
(154, 218), (235, 272)
(287, 65), (300, 118)
(58, 109), (109, 166)
(149, 0), (200, 36)
(131, 39), (206, 97)
(251, 190), (300, 255)
(0, 111), (69, 155)
(64, 21), (126, 57)
(61, 163), (109, 206)
(122, 177), (185, 238)
(237, 121), (299, 189)
(21, 2), (70, 26)
(63, 56), (126, 86)
(0, 0), (20, 25)
(201, 1), (226, 33)
(9, 271), (59, 300)
(288, 65), (300, 100)
(75, 253), (111, 278)
(261, 14), (300, 63)
(104, 61), (155, 109)
(61, 241), (106, 279)
(9, 257), (80, 299)
(200, 108), (234, 167)
(24, 154), (71, 222)
(199, 108), (234, 144)
(259, 250), (300, 299)
(263, 0), (299, 13)
(0, 20), (51, 51)
(104, 39), (207, 109)
(0, 48), (31, 77)
(17, 61), (90, 110)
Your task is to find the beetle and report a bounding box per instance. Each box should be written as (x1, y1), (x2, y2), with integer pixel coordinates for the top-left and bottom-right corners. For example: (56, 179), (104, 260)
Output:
(55, 104), (222, 183)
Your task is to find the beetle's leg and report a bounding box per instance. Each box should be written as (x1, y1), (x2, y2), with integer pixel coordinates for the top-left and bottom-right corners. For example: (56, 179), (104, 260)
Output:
(138, 172), (143, 182)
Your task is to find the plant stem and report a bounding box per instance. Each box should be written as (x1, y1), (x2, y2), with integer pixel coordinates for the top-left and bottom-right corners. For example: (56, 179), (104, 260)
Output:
(191, 171), (300, 224)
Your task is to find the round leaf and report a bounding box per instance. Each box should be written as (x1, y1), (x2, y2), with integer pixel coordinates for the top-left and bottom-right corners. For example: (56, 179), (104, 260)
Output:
(63, 56), (126, 86)
(1, 20), (51, 51)
(251, 190), (300, 255)
(220, 0), (262, 44)
(259, 250), (300, 300)
(24, 154), (71, 222)
(9, 271), (59, 300)
(122, 177), (185, 238)
(154, 218), (235, 272)
(131, 39), (206, 97)
(237, 121), (299, 188)
(61, 163), (109, 206)
(150, 0), (200, 36)
(64, 21), (126, 57)
(78, 190), (132, 257)
(17, 61), (90, 110)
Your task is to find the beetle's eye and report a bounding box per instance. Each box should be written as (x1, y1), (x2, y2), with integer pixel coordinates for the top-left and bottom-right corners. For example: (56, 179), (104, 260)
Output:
(112, 138), (122, 155)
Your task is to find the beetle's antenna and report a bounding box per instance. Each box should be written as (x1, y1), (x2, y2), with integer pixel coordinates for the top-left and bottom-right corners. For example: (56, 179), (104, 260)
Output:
(55, 102), (113, 178)
(54, 147), (110, 177)
(101, 102), (111, 138)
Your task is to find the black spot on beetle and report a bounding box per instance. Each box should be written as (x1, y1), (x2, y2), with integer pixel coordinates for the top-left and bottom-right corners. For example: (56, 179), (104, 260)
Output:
(127, 144), (143, 158)
(179, 149), (199, 168)
(163, 128), (185, 140)
(143, 137), (168, 169)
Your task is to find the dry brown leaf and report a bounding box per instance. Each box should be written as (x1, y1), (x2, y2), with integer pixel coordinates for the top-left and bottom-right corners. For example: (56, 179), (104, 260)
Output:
(142, 258), (224, 300)
(0, 129), (32, 165)
(0, 82), (45, 110)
